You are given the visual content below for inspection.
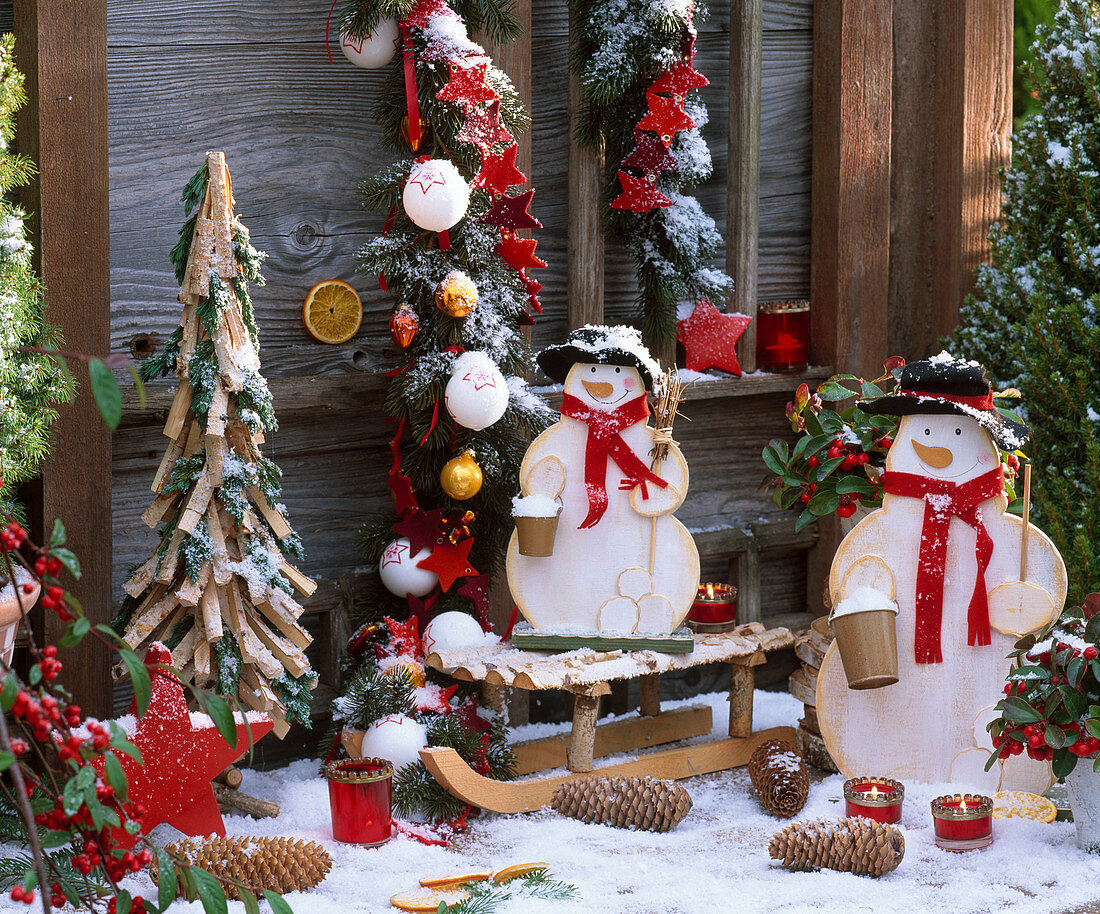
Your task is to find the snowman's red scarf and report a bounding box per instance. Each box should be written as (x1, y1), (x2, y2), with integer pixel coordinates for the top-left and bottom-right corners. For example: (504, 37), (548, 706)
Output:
(880, 466), (1004, 663)
(561, 393), (668, 529)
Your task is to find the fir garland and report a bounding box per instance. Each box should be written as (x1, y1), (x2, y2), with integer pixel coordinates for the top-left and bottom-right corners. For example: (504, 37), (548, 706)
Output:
(569, 0), (733, 345)
(953, 0), (1100, 604)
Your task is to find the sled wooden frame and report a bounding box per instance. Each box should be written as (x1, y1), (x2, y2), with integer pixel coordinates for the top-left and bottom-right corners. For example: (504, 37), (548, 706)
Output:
(421, 622), (795, 812)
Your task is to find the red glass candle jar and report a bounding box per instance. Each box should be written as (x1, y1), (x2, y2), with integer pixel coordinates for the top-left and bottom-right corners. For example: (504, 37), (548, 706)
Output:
(843, 777), (904, 824)
(756, 301), (810, 373)
(930, 794), (994, 851)
(687, 583), (737, 633)
(323, 757), (393, 846)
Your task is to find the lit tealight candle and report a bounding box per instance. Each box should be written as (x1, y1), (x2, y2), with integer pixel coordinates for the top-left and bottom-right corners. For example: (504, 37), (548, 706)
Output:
(687, 583), (737, 634)
(930, 793), (993, 852)
(843, 777), (904, 824)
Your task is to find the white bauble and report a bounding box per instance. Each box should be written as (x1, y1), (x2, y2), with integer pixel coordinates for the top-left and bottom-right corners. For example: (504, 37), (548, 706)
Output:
(444, 351), (509, 431)
(379, 537), (438, 598)
(402, 160), (470, 232)
(358, 714), (428, 770)
(423, 611), (488, 655)
(340, 18), (400, 69)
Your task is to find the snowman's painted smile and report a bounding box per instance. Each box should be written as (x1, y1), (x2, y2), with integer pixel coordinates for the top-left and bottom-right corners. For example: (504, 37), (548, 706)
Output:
(581, 379), (629, 404)
(911, 440), (979, 479)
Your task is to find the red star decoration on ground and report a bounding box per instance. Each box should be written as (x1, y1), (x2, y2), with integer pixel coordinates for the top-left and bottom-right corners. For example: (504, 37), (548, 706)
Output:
(436, 62), (499, 108)
(457, 573), (492, 631)
(393, 508), (446, 556)
(481, 190), (541, 232)
(470, 143), (527, 197)
(636, 92), (696, 145)
(401, 0), (452, 30)
(456, 100), (514, 151)
(416, 537), (478, 591)
(384, 615), (424, 659)
(609, 171), (673, 212)
(388, 472), (419, 515)
(621, 129), (679, 174)
(649, 59), (710, 95)
(496, 235), (546, 272)
(92, 647), (273, 849)
(676, 299), (753, 376)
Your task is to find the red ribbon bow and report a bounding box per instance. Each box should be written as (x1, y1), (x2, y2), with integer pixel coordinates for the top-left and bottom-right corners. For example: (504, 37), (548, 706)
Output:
(880, 467), (1005, 663)
(560, 393), (668, 529)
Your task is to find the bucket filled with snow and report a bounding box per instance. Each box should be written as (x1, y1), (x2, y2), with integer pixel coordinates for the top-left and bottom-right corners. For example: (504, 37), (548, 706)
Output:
(512, 494), (562, 556)
(829, 587), (900, 690)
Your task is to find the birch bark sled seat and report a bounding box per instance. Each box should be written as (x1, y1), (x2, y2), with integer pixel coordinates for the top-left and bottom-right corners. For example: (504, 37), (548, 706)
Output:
(420, 622), (795, 813)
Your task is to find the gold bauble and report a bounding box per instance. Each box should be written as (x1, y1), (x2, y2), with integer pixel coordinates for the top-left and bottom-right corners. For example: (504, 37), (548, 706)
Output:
(381, 658), (427, 689)
(441, 450), (483, 501)
(434, 271), (479, 318)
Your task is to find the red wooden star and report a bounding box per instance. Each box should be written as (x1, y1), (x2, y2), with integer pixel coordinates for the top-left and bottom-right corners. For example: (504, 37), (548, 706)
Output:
(384, 615), (424, 660)
(481, 190), (541, 232)
(416, 682), (461, 715)
(401, 0), (452, 30)
(470, 143), (527, 197)
(455, 100), (513, 151)
(649, 59), (709, 95)
(457, 573), (492, 631)
(636, 92), (696, 145)
(676, 299), (753, 376)
(496, 235), (547, 272)
(609, 171), (673, 212)
(415, 537), (478, 591)
(393, 508), (446, 556)
(92, 646), (274, 849)
(621, 129), (679, 174)
(436, 62), (499, 109)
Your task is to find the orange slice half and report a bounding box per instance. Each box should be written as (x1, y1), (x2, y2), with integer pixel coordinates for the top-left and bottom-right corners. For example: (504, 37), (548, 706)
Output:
(991, 790), (1057, 823)
(302, 279), (362, 344)
(390, 887), (470, 912)
(419, 871), (493, 889)
(492, 862), (548, 884)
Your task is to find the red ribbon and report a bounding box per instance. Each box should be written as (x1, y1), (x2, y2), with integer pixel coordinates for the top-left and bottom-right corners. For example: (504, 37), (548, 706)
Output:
(560, 393), (668, 529)
(880, 467), (1005, 663)
(900, 388), (995, 411)
(400, 25), (421, 151)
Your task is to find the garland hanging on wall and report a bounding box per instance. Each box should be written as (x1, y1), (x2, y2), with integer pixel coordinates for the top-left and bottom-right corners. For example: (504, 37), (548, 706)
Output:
(569, 0), (733, 346)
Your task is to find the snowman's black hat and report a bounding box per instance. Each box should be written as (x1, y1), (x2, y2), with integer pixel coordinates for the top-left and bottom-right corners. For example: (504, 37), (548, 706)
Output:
(537, 325), (660, 391)
(866, 354), (1029, 451)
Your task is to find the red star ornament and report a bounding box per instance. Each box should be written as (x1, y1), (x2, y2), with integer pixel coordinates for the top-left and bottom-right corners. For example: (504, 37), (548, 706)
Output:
(621, 129), (679, 174)
(455, 100), (514, 151)
(401, 0), (452, 30)
(649, 59), (709, 95)
(384, 615), (424, 660)
(92, 646), (274, 849)
(436, 62), (499, 109)
(676, 299), (753, 376)
(609, 171), (673, 212)
(415, 537), (478, 591)
(388, 471), (419, 515)
(393, 507), (446, 556)
(496, 235), (546, 272)
(406, 590), (439, 633)
(636, 91), (696, 145)
(481, 190), (541, 232)
(416, 682), (461, 715)
(470, 143), (527, 197)
(457, 573), (492, 631)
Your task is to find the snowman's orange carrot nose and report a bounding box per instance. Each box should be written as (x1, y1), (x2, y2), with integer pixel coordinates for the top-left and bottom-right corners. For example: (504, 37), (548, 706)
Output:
(582, 379), (614, 398)
(912, 439), (953, 468)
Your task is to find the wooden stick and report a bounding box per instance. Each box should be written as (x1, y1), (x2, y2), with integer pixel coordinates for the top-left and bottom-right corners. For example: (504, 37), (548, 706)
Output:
(214, 766), (243, 789)
(1020, 462), (1032, 582)
(212, 783), (279, 820)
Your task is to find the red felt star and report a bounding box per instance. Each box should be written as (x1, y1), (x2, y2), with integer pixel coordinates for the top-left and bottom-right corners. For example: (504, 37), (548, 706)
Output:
(481, 189), (541, 232)
(416, 683), (461, 715)
(436, 62), (499, 109)
(636, 91), (696, 145)
(609, 171), (673, 212)
(676, 299), (753, 376)
(401, 0), (452, 30)
(388, 471), (419, 515)
(406, 590), (439, 633)
(92, 646), (274, 849)
(496, 235), (547, 272)
(416, 537), (478, 591)
(384, 615), (424, 659)
(517, 310), (536, 326)
(457, 573), (492, 631)
(470, 143), (527, 197)
(456, 696), (494, 735)
(455, 100), (513, 151)
(649, 59), (709, 95)
(393, 508), (446, 556)
(621, 129), (679, 175)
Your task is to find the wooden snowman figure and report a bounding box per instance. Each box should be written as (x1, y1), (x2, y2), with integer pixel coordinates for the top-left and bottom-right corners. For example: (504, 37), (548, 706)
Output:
(817, 354), (1067, 791)
(506, 326), (699, 636)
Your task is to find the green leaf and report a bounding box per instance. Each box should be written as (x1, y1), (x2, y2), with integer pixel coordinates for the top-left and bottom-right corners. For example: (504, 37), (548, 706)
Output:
(807, 491), (841, 517)
(0, 674), (18, 712)
(1089, 705), (1100, 719)
(791, 436), (811, 462)
(96, 624), (128, 646)
(192, 867), (229, 914)
(1086, 719), (1100, 740)
(108, 720), (144, 764)
(1068, 657), (1087, 689)
(59, 614), (92, 648)
(861, 379), (885, 399)
(835, 476), (875, 495)
(983, 749), (999, 772)
(1085, 614), (1100, 643)
(28, 663), (42, 686)
(157, 850), (177, 911)
(239, 887), (260, 914)
(761, 445), (785, 477)
(61, 777), (83, 817)
(115, 889), (132, 914)
(1052, 748), (1078, 779)
(794, 508), (816, 533)
(126, 362), (147, 409)
(1001, 696), (1044, 723)
(48, 519), (66, 548)
(263, 890), (294, 914)
(1044, 689), (1065, 716)
(121, 650), (152, 717)
(816, 456), (845, 480)
(103, 751), (129, 800)
(88, 358), (123, 430)
(1064, 687), (1087, 719)
(817, 380), (856, 401)
(1009, 665), (1047, 679)
(201, 694), (237, 749)
(1045, 725), (1067, 748)
(50, 547), (81, 580)
(0, 750), (14, 772)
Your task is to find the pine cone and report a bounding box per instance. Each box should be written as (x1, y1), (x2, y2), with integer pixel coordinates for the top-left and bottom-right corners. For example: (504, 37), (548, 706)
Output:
(769, 817), (905, 877)
(550, 776), (692, 832)
(748, 738), (809, 817)
(159, 836), (332, 899)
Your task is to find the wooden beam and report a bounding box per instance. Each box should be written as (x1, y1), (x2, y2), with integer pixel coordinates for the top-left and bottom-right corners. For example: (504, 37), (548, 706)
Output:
(810, 0), (892, 376)
(728, 0), (762, 372)
(15, 0), (113, 716)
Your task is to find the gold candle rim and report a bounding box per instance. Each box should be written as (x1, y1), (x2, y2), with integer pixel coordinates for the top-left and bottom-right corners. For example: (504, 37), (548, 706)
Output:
(930, 793), (993, 820)
(758, 300), (810, 314)
(694, 583), (737, 603)
(843, 777), (904, 806)
(321, 757), (394, 785)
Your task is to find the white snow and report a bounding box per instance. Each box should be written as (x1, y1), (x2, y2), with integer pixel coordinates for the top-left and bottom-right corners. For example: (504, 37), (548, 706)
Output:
(570, 325), (661, 384)
(1047, 140), (1073, 166)
(830, 586), (898, 620)
(511, 493), (561, 518)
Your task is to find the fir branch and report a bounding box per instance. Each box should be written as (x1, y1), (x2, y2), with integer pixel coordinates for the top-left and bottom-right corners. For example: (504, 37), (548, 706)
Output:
(447, 871), (579, 913)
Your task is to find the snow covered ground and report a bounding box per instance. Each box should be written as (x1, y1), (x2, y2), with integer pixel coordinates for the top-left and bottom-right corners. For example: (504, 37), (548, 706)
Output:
(4, 689), (1100, 913)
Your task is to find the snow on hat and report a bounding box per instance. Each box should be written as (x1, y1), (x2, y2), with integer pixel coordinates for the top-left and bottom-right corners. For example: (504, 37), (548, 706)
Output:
(866, 351), (1030, 451)
(537, 325), (661, 391)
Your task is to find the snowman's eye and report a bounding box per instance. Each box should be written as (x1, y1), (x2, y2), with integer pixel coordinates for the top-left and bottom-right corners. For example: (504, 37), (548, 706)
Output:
(955, 427), (962, 436)
(924, 428), (931, 436)
(615, 367), (621, 374)
(590, 367), (597, 373)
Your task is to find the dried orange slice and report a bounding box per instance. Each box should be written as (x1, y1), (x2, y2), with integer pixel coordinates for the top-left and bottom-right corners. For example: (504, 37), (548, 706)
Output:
(390, 887), (470, 911)
(302, 279), (362, 344)
(492, 862), (548, 884)
(419, 871), (493, 889)
(991, 790), (1057, 823)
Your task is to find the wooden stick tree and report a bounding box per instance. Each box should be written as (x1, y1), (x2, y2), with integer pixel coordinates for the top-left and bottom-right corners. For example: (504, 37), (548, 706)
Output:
(119, 151), (316, 736)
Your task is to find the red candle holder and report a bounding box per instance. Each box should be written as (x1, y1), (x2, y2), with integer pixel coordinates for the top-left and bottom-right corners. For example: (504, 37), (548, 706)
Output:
(930, 794), (994, 851)
(687, 583), (737, 633)
(843, 777), (904, 824)
(756, 301), (810, 373)
(323, 757), (393, 846)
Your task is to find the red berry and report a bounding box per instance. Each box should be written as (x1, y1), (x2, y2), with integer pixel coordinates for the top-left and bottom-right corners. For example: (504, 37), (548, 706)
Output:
(801, 492), (811, 504)
(808, 455), (820, 468)
(1086, 646), (1098, 661)
(1003, 683), (1012, 694)
(809, 483), (817, 493)
(1027, 746), (1047, 760)
(1051, 676), (1062, 686)
(33, 557), (47, 576)
(1029, 733), (1044, 748)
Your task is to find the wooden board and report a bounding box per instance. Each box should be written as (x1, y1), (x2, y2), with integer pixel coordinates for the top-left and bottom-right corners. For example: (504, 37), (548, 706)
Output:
(512, 704), (713, 775)
(420, 725), (797, 813)
(510, 625), (695, 654)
